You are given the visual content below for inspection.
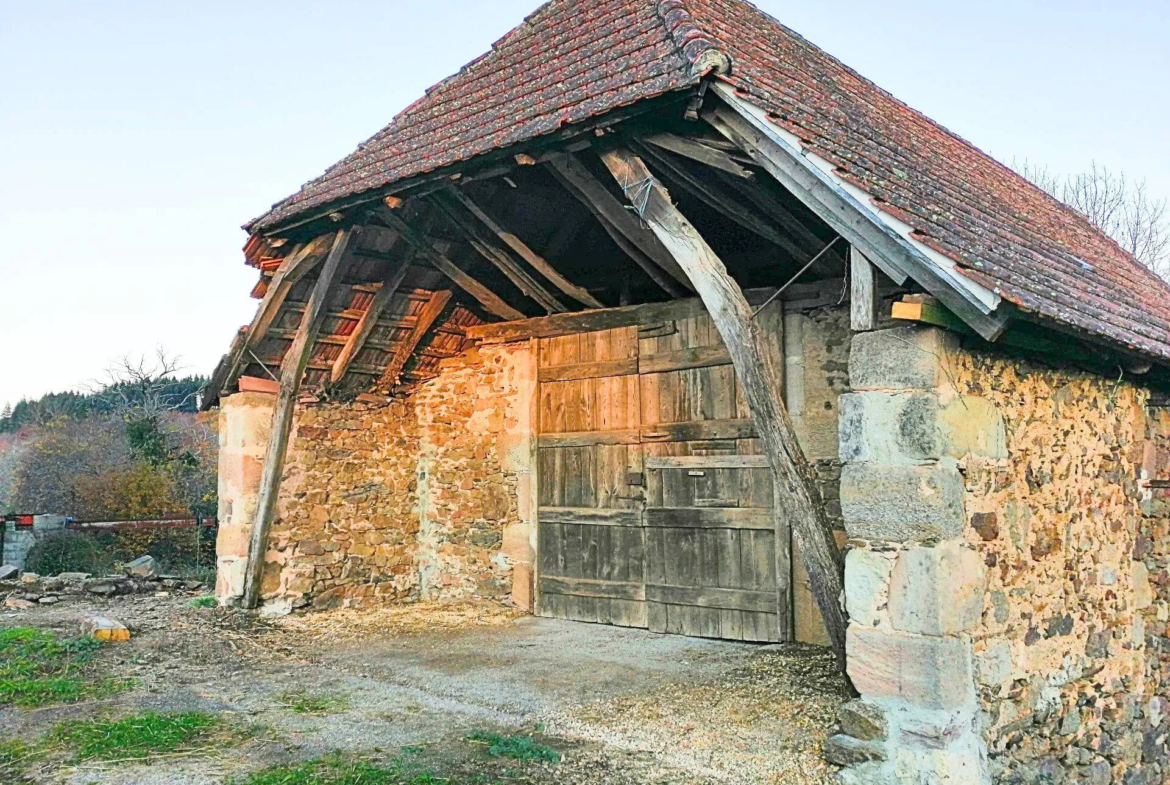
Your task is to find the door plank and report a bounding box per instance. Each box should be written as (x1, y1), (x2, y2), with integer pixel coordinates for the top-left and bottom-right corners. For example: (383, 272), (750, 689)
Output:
(646, 584), (779, 614)
(645, 508), (773, 530)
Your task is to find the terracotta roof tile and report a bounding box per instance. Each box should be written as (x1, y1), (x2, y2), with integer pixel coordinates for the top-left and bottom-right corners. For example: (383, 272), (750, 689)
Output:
(247, 0), (1170, 361)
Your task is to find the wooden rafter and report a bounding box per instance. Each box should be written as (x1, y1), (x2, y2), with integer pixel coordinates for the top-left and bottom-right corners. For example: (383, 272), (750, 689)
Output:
(598, 148), (848, 665)
(242, 227), (357, 608)
(633, 140), (807, 260)
(376, 289), (453, 390)
(642, 133), (752, 178)
(545, 153), (693, 294)
(200, 236), (332, 410)
(428, 192), (566, 314)
(703, 87), (1009, 340)
(330, 250), (415, 383)
(446, 187), (604, 309)
(374, 208), (524, 321)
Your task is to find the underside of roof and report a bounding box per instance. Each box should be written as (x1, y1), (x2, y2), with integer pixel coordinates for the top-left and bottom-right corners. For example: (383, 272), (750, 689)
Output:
(226, 0), (1170, 398)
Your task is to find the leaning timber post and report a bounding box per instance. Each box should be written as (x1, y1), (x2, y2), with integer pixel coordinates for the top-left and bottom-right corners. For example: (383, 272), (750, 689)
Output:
(241, 227), (357, 609)
(599, 148), (849, 665)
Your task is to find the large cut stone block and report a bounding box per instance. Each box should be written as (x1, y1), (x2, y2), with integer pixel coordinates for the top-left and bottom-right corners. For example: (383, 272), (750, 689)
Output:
(839, 392), (942, 464)
(845, 548), (894, 628)
(846, 627), (975, 711)
(840, 464), (965, 542)
(216, 524), (251, 559)
(888, 542), (986, 636)
(849, 326), (958, 392)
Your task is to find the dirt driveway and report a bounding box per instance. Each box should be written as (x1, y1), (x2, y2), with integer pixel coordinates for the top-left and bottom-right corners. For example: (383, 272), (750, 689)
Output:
(1, 594), (848, 784)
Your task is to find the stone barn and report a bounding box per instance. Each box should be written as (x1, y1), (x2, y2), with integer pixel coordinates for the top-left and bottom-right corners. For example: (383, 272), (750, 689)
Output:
(202, 1), (1170, 782)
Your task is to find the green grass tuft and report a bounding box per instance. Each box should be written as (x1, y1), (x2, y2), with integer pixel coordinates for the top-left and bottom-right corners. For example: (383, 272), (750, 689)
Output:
(466, 731), (560, 764)
(52, 711), (218, 761)
(190, 595), (218, 609)
(0, 627), (129, 708)
(276, 690), (350, 715)
(235, 752), (450, 785)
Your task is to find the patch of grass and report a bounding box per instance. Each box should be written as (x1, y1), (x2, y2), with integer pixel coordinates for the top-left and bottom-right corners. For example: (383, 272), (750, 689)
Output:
(0, 738), (44, 781)
(465, 731), (560, 764)
(190, 595), (218, 608)
(276, 689), (350, 715)
(0, 627), (129, 708)
(235, 752), (450, 785)
(51, 711), (218, 761)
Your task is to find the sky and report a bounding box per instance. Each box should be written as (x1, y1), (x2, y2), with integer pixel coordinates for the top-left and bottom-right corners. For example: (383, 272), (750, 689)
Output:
(1, 0), (1167, 411)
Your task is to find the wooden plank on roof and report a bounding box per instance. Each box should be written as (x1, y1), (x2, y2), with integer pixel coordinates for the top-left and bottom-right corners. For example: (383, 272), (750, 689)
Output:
(376, 289), (453, 390)
(643, 133), (753, 178)
(331, 252), (414, 383)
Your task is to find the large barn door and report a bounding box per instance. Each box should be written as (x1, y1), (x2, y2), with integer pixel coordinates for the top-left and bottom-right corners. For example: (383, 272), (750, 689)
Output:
(536, 326), (647, 628)
(639, 305), (789, 642)
(534, 301), (790, 642)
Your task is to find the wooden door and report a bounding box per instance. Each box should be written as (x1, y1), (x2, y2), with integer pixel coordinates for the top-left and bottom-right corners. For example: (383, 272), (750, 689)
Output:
(534, 299), (791, 642)
(536, 325), (648, 628)
(639, 306), (789, 642)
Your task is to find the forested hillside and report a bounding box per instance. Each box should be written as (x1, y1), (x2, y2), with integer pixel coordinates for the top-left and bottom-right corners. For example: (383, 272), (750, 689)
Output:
(0, 359), (216, 521)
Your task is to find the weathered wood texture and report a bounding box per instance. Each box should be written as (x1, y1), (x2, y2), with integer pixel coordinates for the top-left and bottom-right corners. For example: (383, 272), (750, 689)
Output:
(376, 289), (453, 390)
(447, 188), (603, 309)
(850, 246), (877, 332)
(534, 299), (792, 642)
(598, 148), (846, 661)
(375, 208), (524, 320)
(242, 228), (356, 609)
(545, 153), (693, 295)
(330, 253), (413, 382)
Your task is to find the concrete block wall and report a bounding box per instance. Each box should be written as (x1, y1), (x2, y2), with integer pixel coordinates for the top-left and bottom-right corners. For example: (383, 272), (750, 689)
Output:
(833, 325), (994, 785)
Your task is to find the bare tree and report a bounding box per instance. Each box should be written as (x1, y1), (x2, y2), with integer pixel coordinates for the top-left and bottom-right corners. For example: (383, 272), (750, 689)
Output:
(1016, 160), (1170, 279)
(92, 348), (199, 418)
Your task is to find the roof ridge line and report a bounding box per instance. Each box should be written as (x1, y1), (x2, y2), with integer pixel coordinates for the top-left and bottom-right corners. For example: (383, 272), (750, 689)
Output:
(654, 0), (731, 77)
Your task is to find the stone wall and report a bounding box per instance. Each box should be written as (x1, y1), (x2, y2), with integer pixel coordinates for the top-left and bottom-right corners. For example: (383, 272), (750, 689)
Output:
(831, 324), (1170, 784)
(215, 341), (537, 612)
(957, 351), (1168, 784)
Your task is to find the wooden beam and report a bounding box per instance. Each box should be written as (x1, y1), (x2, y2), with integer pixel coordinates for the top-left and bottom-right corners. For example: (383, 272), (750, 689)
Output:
(545, 153), (694, 292)
(703, 87), (1009, 341)
(331, 251), (414, 383)
(428, 192), (567, 313)
(242, 228), (356, 609)
(599, 148), (848, 664)
(633, 140), (807, 261)
(643, 132), (753, 178)
(713, 169), (828, 258)
(201, 237), (335, 410)
(376, 289), (453, 390)
(374, 208), (524, 321)
(447, 188), (604, 309)
(850, 246), (877, 332)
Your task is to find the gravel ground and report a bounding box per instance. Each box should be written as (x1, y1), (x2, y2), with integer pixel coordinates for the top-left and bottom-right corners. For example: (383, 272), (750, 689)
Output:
(1, 594), (849, 784)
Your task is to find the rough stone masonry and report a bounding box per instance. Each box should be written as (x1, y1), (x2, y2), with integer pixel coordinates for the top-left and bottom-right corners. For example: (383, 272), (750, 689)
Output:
(215, 341), (537, 614)
(830, 324), (1170, 785)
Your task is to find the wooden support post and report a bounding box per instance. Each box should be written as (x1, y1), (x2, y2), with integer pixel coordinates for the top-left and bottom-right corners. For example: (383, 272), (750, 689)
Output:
(545, 153), (694, 293)
(377, 289), (453, 390)
(599, 148), (848, 664)
(330, 251), (414, 383)
(446, 188), (604, 309)
(242, 228), (356, 609)
(375, 208), (524, 321)
(850, 246), (877, 332)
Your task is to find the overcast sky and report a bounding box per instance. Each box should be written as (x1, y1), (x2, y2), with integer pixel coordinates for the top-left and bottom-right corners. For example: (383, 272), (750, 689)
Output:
(1, 0), (1167, 411)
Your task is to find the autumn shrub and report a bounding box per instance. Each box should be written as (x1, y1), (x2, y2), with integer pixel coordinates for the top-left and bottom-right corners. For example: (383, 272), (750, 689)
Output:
(25, 530), (109, 576)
